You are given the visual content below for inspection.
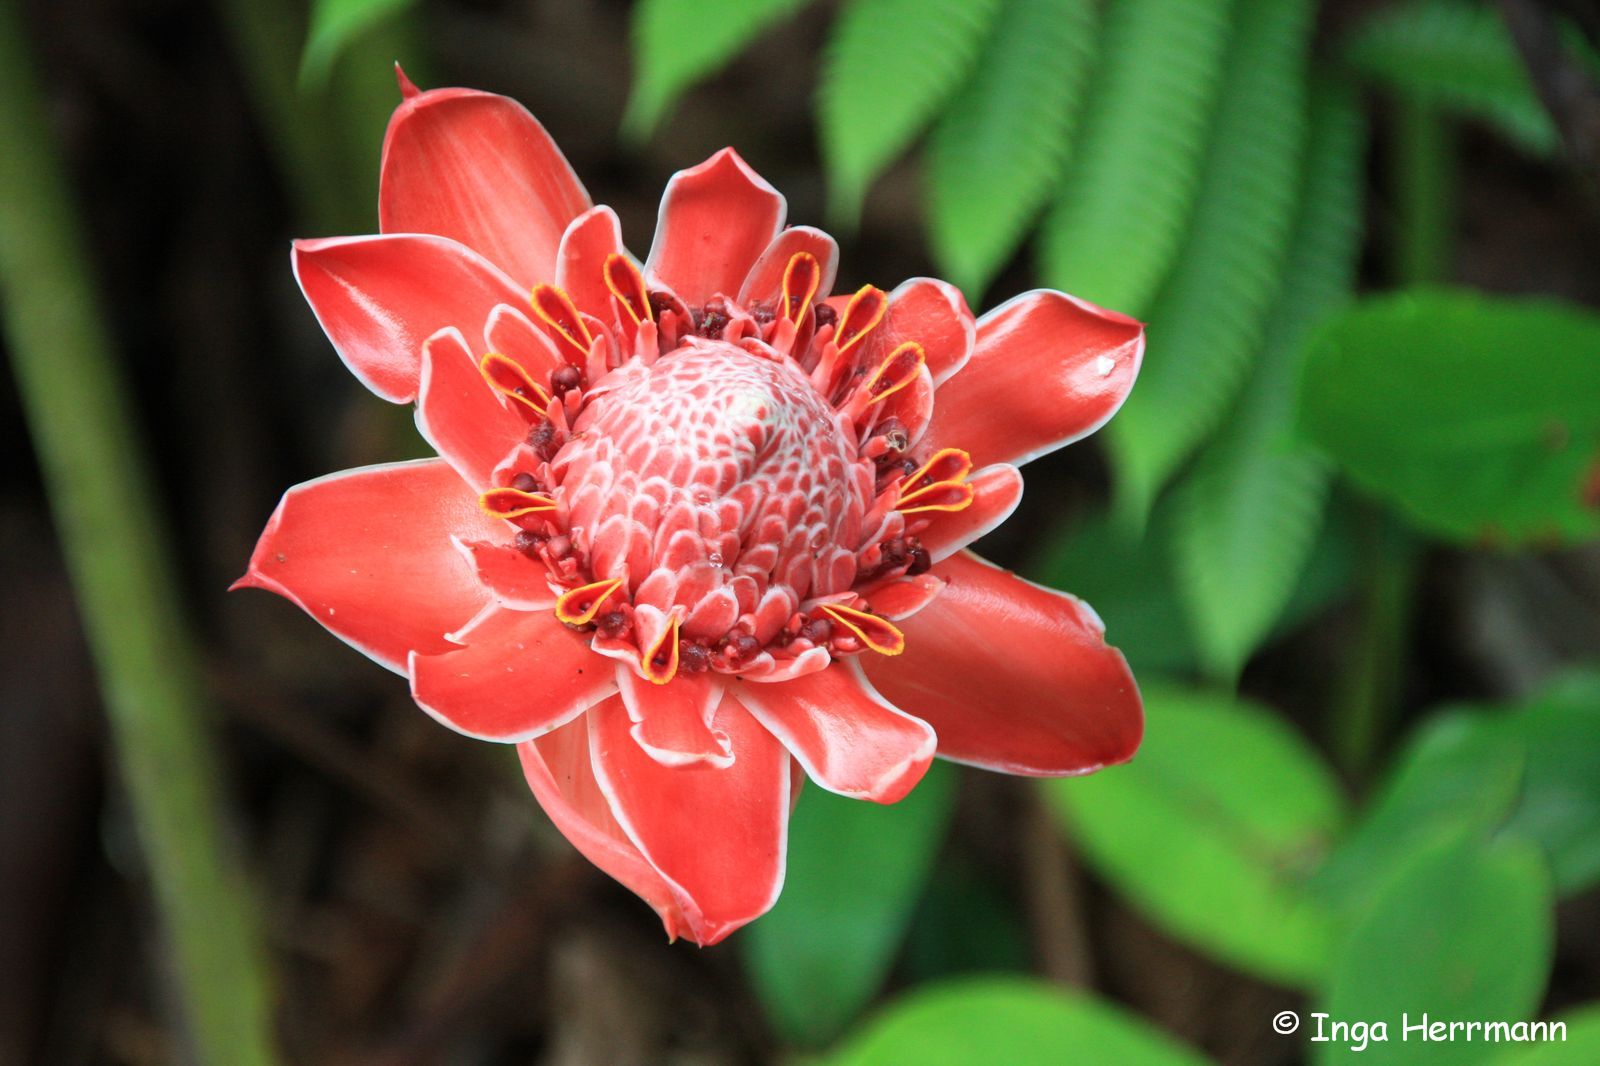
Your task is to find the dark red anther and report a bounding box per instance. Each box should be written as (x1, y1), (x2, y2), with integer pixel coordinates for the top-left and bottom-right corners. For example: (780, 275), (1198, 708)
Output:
(648, 292), (677, 320)
(680, 643), (711, 673)
(596, 610), (630, 639)
(510, 472), (539, 492)
(527, 419), (557, 459)
(800, 617), (834, 645)
(752, 306), (777, 324)
(906, 541), (931, 576)
(879, 537), (910, 570)
(550, 365), (585, 397)
(813, 303), (838, 330)
(728, 633), (761, 661)
(696, 300), (730, 340)
(513, 529), (547, 557)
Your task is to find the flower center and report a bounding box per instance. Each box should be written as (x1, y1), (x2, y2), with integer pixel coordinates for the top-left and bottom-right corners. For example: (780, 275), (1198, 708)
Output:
(551, 338), (871, 643)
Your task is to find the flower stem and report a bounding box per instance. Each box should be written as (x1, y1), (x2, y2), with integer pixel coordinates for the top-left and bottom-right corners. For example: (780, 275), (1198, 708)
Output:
(0, 6), (281, 1063)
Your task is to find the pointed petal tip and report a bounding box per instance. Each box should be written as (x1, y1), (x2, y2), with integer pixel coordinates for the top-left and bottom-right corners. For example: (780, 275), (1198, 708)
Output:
(394, 62), (421, 99)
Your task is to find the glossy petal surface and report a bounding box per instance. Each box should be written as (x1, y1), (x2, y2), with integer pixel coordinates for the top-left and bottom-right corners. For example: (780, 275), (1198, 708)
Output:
(924, 289), (1144, 467)
(236, 459), (498, 672)
(645, 149), (786, 305)
(416, 327), (526, 488)
(864, 551), (1143, 776)
(590, 693), (789, 944)
(293, 234), (525, 403)
(410, 606), (617, 742)
(518, 722), (688, 939)
(737, 662), (935, 803)
(380, 87), (591, 287)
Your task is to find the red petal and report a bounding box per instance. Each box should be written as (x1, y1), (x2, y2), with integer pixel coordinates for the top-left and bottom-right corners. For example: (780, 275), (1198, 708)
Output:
(617, 670), (732, 767)
(737, 661), (934, 803)
(518, 721), (689, 940)
(862, 278), (975, 386)
(379, 87), (590, 287)
(923, 289), (1144, 468)
(460, 540), (555, 610)
(409, 606), (617, 742)
(738, 226), (841, 308)
(234, 459), (497, 673)
(862, 551), (1142, 776)
(294, 234), (525, 403)
(416, 327), (525, 489)
(555, 206), (628, 322)
(644, 149), (785, 306)
(484, 303), (568, 379)
(915, 463), (1024, 562)
(589, 692), (789, 945)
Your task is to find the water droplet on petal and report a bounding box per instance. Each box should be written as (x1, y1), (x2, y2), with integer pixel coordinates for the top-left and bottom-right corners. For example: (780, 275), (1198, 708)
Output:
(708, 551), (725, 568)
(1095, 355), (1116, 377)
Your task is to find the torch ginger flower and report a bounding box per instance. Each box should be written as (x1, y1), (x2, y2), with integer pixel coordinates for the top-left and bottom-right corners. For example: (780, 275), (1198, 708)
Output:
(237, 73), (1145, 945)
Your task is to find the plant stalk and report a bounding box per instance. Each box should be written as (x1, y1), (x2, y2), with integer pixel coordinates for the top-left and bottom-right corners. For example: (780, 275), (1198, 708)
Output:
(0, 5), (280, 1063)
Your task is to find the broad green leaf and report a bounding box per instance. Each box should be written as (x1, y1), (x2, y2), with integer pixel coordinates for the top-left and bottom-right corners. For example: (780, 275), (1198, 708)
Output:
(1492, 1005), (1600, 1065)
(1317, 834), (1553, 1066)
(1170, 83), (1365, 682)
(1037, 0), (1233, 317)
(1310, 713), (1525, 917)
(1048, 683), (1346, 986)
(300, 0), (415, 88)
(623, 0), (814, 138)
(820, 977), (1211, 1066)
(1341, 0), (1558, 155)
(1317, 670), (1600, 907)
(1297, 290), (1600, 545)
(819, 0), (1001, 226)
(1481, 671), (1600, 894)
(1106, 0), (1314, 523)
(743, 761), (956, 1046)
(924, 0), (1097, 297)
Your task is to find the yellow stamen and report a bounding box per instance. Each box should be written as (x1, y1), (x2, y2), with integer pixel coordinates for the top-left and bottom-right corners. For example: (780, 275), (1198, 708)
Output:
(897, 447), (976, 515)
(530, 283), (594, 360)
(555, 577), (626, 626)
(863, 341), (925, 406)
(641, 617), (681, 685)
(780, 251), (822, 328)
(479, 352), (551, 412)
(478, 487), (558, 519)
(820, 603), (905, 656)
(602, 253), (652, 326)
(833, 284), (888, 357)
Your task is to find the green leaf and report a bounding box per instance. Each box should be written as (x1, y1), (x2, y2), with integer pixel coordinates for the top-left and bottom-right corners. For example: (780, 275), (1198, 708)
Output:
(1297, 289), (1600, 546)
(623, 0), (814, 139)
(300, 0), (416, 89)
(1171, 82), (1366, 682)
(1492, 1005), (1600, 1065)
(743, 761), (957, 1046)
(819, 0), (1001, 226)
(1310, 713), (1525, 918)
(820, 977), (1211, 1066)
(924, 0), (1097, 297)
(1341, 0), (1558, 155)
(1490, 671), (1600, 894)
(1317, 834), (1553, 1066)
(1037, 0), (1233, 317)
(901, 850), (1032, 983)
(1105, 0), (1314, 523)
(1048, 683), (1346, 987)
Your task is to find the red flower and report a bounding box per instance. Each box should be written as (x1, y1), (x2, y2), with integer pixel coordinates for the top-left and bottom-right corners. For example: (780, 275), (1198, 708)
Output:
(237, 73), (1145, 945)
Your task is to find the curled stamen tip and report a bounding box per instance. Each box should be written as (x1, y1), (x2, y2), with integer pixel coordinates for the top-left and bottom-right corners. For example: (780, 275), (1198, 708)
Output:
(478, 487), (558, 519)
(641, 618), (681, 685)
(820, 604), (905, 656)
(555, 577), (625, 626)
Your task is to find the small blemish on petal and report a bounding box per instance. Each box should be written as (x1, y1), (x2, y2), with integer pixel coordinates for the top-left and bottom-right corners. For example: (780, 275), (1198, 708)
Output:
(1095, 355), (1116, 377)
